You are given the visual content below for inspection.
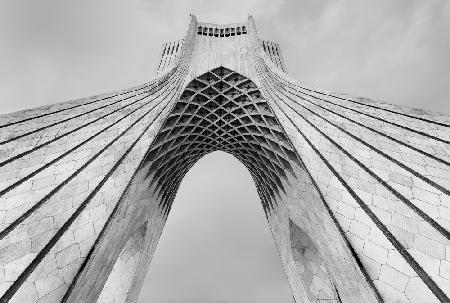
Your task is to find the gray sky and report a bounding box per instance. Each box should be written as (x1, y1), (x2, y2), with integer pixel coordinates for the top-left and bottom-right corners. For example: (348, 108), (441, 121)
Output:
(140, 152), (293, 303)
(0, 0), (449, 302)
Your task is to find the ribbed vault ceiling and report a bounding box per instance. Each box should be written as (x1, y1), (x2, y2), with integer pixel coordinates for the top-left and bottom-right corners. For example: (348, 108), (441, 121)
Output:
(144, 67), (301, 215)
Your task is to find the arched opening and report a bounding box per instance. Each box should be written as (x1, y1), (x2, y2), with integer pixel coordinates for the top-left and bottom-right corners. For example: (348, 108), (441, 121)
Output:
(96, 224), (147, 303)
(134, 67), (378, 303)
(137, 152), (293, 302)
(142, 67), (302, 218)
(289, 219), (340, 302)
(133, 68), (304, 302)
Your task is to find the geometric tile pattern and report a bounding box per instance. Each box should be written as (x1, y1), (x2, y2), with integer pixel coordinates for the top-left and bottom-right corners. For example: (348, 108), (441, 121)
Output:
(144, 66), (301, 216)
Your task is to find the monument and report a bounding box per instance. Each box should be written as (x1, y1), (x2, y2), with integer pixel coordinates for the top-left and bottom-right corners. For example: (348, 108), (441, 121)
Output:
(0, 16), (449, 303)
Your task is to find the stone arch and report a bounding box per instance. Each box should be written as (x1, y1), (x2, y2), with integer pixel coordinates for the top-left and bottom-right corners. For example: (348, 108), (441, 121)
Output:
(0, 65), (380, 303)
(96, 224), (147, 303)
(143, 66), (302, 217)
(140, 67), (379, 302)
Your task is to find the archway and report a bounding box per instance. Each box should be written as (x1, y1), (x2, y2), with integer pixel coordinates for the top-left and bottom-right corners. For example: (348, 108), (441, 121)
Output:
(138, 151), (294, 302)
(138, 67), (377, 302)
(142, 66), (301, 217)
(1, 14), (447, 302)
(62, 67), (379, 303)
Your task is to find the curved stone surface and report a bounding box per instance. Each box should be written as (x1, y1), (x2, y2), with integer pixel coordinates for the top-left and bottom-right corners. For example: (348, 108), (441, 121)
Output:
(0, 15), (449, 303)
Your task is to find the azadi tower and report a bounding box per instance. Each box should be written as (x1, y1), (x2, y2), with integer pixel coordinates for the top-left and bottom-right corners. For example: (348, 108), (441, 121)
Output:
(0, 15), (449, 303)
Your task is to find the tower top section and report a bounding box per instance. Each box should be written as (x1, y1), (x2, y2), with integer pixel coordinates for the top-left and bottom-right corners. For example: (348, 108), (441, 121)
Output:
(156, 15), (286, 79)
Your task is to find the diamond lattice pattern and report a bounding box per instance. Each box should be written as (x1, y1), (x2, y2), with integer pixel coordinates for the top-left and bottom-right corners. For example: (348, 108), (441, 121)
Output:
(143, 67), (301, 215)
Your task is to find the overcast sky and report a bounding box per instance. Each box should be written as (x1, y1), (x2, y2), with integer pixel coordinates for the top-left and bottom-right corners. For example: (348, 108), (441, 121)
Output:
(0, 0), (449, 302)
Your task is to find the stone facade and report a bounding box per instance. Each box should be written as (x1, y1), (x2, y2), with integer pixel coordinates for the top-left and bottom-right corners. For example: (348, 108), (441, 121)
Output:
(0, 15), (449, 303)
